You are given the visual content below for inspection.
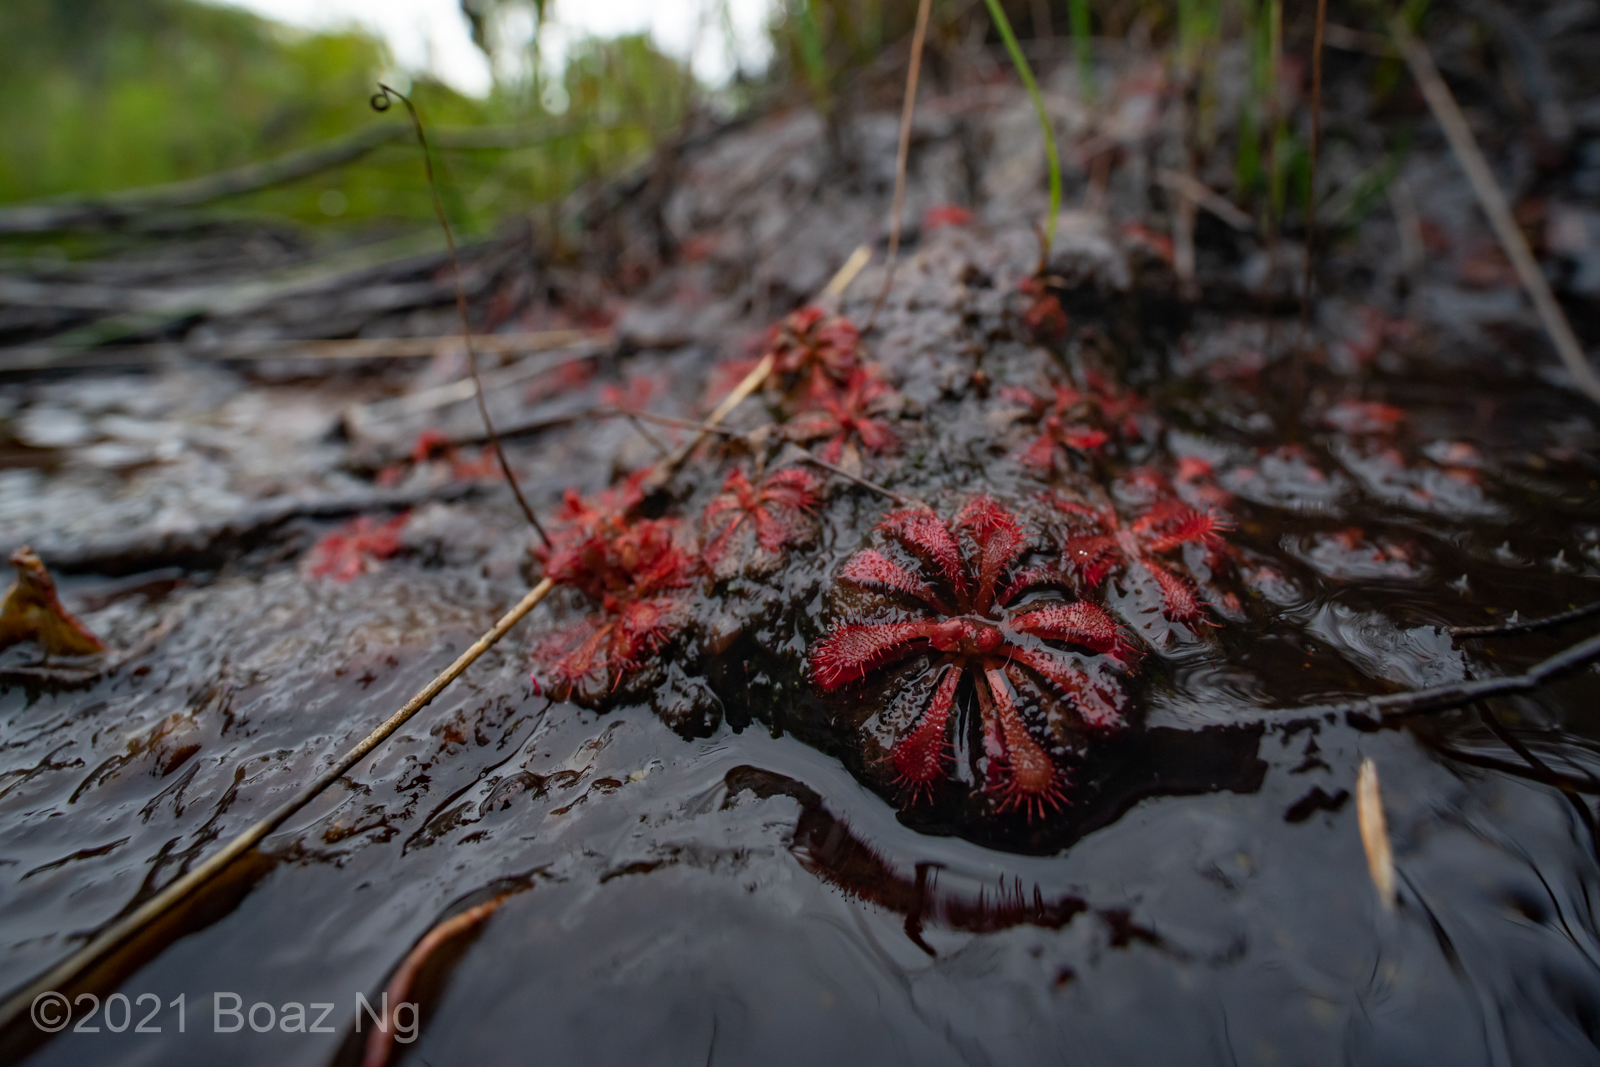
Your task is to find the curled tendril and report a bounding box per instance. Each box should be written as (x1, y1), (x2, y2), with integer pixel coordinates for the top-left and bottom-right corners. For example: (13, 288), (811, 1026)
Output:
(371, 82), (406, 114)
(362, 79), (551, 547)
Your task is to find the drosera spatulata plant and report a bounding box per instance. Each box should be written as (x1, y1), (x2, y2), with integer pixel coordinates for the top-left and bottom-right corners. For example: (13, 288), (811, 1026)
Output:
(811, 497), (1135, 817)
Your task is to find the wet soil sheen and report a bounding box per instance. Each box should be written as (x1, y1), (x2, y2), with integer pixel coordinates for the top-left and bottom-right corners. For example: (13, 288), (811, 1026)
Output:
(5, 79), (1600, 1066)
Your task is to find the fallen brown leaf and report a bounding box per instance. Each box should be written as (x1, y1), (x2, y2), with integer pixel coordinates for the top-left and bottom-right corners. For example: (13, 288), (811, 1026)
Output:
(0, 546), (105, 658)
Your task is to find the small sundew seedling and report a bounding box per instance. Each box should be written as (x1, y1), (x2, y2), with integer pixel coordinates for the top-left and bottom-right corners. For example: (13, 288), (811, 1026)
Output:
(786, 368), (900, 464)
(700, 466), (821, 576)
(530, 481), (696, 702)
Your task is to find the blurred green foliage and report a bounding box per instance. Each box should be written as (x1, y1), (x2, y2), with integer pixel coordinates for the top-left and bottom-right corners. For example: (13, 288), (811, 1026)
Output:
(0, 0), (1335, 242)
(0, 0), (389, 201)
(0, 0), (691, 238)
(770, 0), (920, 100)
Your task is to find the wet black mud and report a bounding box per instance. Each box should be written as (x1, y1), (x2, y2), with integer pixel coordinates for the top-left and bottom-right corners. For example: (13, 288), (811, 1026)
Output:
(5, 37), (1600, 1067)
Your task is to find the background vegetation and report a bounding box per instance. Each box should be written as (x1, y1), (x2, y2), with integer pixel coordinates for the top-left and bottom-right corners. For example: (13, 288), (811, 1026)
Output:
(0, 0), (1365, 244)
(0, 0), (698, 237)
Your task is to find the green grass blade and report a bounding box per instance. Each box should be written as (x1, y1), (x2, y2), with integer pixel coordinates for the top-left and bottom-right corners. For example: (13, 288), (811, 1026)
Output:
(983, 0), (1062, 258)
(1068, 0), (1095, 102)
(794, 0), (831, 112)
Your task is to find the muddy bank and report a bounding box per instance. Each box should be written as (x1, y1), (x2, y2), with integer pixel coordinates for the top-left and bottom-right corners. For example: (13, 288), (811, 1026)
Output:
(4, 27), (1600, 1066)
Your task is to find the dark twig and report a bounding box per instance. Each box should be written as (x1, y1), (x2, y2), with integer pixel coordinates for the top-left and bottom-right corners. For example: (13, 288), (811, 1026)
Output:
(609, 411), (924, 510)
(1295, 629), (1600, 728)
(1477, 702), (1600, 843)
(792, 452), (930, 510)
(0, 120), (641, 236)
(1450, 600), (1600, 638)
(615, 408), (748, 438)
(621, 410), (671, 457)
(372, 85), (550, 547)
(642, 353), (774, 494)
(0, 124), (406, 235)
(1478, 703), (1564, 782)
(371, 404), (750, 470)
(602, 397), (925, 510)
(1433, 744), (1600, 795)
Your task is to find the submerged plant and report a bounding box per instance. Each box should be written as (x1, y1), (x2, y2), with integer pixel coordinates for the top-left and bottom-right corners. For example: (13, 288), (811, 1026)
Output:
(811, 497), (1133, 817)
(1004, 371), (1149, 472)
(1051, 495), (1230, 625)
